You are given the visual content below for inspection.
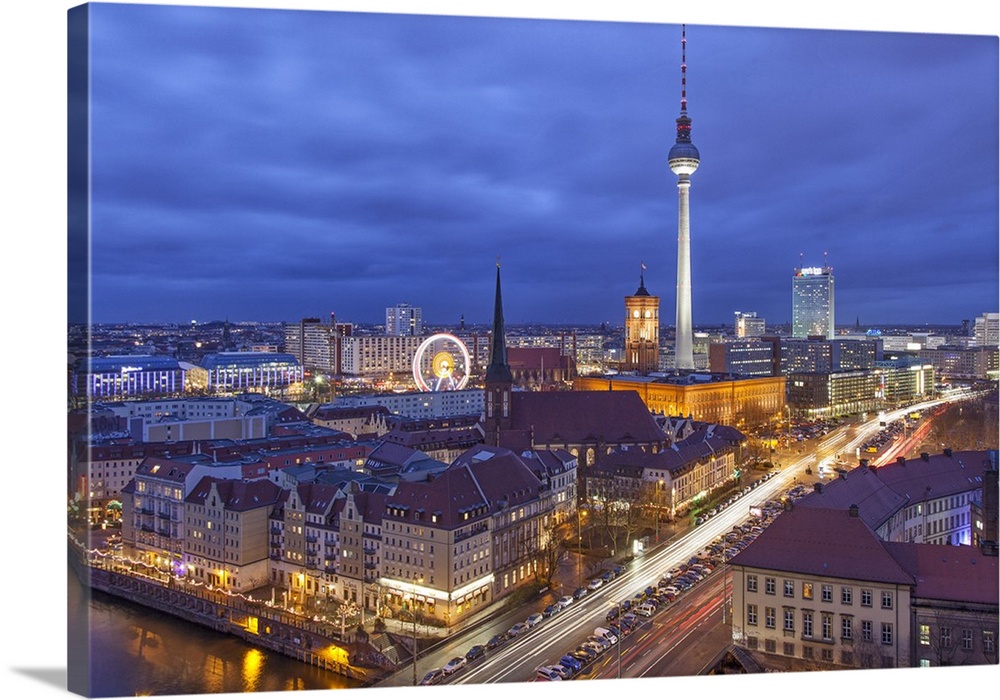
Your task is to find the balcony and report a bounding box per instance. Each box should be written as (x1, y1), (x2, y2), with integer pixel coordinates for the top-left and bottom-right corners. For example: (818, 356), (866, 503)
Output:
(325, 564), (338, 575)
(305, 534), (318, 544)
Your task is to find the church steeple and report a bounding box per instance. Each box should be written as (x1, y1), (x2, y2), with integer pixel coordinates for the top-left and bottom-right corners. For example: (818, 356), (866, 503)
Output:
(484, 261), (513, 446)
(486, 262), (513, 384)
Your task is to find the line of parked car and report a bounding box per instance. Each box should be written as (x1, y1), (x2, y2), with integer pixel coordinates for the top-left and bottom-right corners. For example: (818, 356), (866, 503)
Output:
(419, 569), (633, 685)
(694, 470), (778, 525)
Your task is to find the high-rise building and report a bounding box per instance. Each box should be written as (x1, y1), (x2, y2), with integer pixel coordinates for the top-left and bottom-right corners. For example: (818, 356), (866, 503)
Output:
(668, 25), (700, 371)
(284, 315), (350, 374)
(974, 312), (999, 347)
(623, 266), (660, 373)
(791, 265), (835, 339)
(385, 303), (422, 336)
(734, 311), (766, 338)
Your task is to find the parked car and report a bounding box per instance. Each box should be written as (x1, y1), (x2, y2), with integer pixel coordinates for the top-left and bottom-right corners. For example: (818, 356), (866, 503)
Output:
(606, 608), (620, 622)
(525, 612), (544, 628)
(507, 622), (529, 637)
(586, 635), (611, 652)
(613, 565), (625, 576)
(419, 669), (445, 686)
(635, 602), (656, 617)
(549, 664), (573, 679)
(582, 640), (605, 655)
(486, 633), (507, 649)
(558, 595), (575, 608)
(537, 666), (566, 681)
(442, 657), (467, 675)
(535, 667), (563, 682)
(573, 587), (589, 600)
(542, 604), (559, 618)
(559, 655), (583, 673)
(588, 578), (604, 591)
(601, 571), (615, 583)
(466, 645), (486, 662)
(593, 626), (618, 644)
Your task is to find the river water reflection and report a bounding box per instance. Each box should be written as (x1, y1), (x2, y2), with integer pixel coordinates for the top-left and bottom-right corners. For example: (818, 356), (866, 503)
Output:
(68, 569), (362, 697)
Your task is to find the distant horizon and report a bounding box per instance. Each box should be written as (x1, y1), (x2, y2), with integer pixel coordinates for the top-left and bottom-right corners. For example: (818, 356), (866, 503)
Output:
(76, 316), (983, 332)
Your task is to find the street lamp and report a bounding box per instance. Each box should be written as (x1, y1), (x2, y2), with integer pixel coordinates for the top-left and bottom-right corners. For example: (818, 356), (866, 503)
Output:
(404, 576), (423, 686)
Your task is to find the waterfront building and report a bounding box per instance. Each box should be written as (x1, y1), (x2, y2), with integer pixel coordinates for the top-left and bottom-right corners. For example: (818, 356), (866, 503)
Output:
(201, 352), (303, 394)
(735, 311), (766, 338)
(184, 476), (284, 591)
(622, 268), (660, 373)
(792, 265), (835, 339)
(376, 445), (553, 626)
(385, 303), (422, 336)
(120, 455), (259, 573)
(73, 354), (185, 399)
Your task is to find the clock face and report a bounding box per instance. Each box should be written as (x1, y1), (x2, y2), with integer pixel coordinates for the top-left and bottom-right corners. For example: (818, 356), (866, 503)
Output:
(633, 310), (640, 318)
(644, 310), (652, 318)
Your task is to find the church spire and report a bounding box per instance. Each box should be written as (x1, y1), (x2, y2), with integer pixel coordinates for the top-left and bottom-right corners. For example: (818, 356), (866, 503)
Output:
(485, 261), (513, 383)
(484, 260), (513, 446)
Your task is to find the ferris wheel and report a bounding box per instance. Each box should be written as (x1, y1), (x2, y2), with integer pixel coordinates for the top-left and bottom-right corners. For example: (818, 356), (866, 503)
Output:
(412, 333), (471, 392)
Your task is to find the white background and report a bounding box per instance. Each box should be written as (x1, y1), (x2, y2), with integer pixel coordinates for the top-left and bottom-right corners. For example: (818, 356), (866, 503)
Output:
(1, 1), (996, 699)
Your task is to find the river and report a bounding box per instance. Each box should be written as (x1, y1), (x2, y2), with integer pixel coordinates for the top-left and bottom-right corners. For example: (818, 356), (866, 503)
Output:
(67, 568), (362, 697)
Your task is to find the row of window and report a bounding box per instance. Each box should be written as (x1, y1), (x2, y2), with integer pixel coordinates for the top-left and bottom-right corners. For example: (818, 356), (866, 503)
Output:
(748, 575), (893, 608)
(746, 604), (893, 644)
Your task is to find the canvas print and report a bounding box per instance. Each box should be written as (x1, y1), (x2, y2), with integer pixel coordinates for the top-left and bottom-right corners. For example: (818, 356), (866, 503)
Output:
(66, 2), (999, 698)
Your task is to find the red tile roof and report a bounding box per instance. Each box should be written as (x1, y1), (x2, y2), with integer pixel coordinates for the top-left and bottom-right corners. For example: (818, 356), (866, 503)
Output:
(185, 476), (283, 511)
(883, 541), (999, 605)
(730, 506), (914, 585)
(507, 390), (666, 445)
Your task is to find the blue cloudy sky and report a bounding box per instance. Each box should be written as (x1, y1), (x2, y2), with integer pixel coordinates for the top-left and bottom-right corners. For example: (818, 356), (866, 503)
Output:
(77, 2), (998, 328)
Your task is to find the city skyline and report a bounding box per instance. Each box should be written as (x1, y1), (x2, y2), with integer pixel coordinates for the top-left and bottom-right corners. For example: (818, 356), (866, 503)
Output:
(75, 4), (998, 328)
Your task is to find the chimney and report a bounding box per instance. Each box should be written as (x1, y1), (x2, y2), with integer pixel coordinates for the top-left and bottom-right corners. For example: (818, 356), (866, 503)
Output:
(921, 452), (930, 462)
(859, 459), (869, 469)
(848, 504), (859, 518)
(944, 448), (953, 457)
(896, 456), (906, 466)
(814, 482), (824, 494)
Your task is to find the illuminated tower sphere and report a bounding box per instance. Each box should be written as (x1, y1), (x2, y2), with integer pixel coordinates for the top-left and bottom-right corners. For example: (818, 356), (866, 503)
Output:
(667, 25), (699, 371)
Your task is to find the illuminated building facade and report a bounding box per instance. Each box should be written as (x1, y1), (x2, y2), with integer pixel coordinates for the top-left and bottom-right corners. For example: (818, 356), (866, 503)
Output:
(573, 373), (786, 429)
(386, 303), (423, 336)
(74, 355), (185, 399)
(201, 352), (303, 393)
(622, 269), (660, 373)
(792, 265), (835, 339)
(735, 311), (766, 338)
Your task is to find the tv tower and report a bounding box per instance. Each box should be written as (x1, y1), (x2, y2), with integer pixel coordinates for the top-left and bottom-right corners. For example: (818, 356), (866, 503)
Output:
(668, 24), (700, 371)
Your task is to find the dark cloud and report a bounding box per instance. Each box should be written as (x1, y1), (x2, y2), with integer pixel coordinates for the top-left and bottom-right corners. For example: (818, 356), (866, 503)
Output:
(85, 6), (998, 326)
